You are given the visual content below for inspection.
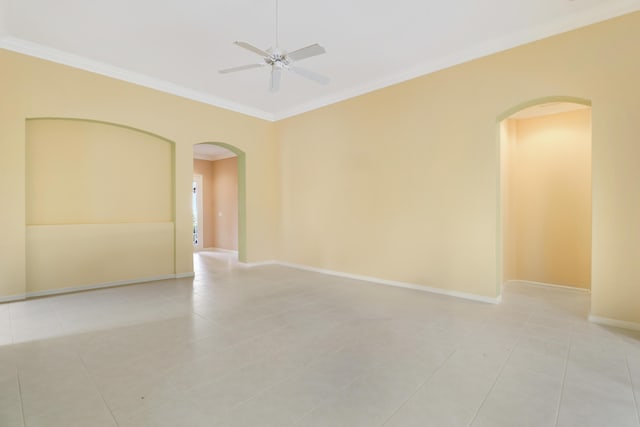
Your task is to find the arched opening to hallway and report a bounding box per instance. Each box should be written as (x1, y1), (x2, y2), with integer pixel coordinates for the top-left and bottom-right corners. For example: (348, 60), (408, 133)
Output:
(497, 97), (592, 300)
(192, 142), (247, 263)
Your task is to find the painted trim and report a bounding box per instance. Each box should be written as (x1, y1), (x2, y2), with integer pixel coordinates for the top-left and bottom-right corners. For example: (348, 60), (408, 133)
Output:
(589, 315), (640, 332)
(194, 142), (247, 263)
(175, 272), (195, 278)
(508, 280), (591, 293)
(0, 295), (26, 303)
(276, 261), (502, 304)
(0, 37), (275, 122)
(207, 247), (239, 254)
(25, 274), (178, 298)
(239, 260), (277, 268)
(3, 2), (637, 121)
(496, 96), (592, 122)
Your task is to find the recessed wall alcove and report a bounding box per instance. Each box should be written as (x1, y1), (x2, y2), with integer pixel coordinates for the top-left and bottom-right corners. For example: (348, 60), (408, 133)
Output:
(25, 118), (176, 294)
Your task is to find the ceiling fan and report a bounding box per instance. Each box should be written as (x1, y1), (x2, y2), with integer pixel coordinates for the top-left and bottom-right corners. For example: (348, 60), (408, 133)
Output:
(219, 0), (329, 92)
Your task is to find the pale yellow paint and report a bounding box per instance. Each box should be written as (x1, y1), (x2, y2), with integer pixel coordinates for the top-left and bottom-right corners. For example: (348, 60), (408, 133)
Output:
(26, 223), (174, 293)
(276, 12), (640, 323)
(1, 12), (640, 326)
(27, 119), (173, 225)
(500, 119), (518, 283)
(503, 109), (592, 289)
(0, 47), (279, 300)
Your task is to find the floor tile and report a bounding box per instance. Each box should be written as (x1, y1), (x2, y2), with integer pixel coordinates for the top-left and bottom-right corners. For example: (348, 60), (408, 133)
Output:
(0, 250), (638, 426)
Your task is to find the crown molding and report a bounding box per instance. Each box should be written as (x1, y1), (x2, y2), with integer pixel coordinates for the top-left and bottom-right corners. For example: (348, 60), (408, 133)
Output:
(272, 1), (640, 120)
(1, 1), (638, 122)
(0, 36), (276, 122)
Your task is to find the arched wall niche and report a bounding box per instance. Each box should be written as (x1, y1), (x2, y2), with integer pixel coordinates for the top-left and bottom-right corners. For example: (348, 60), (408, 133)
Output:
(25, 117), (177, 294)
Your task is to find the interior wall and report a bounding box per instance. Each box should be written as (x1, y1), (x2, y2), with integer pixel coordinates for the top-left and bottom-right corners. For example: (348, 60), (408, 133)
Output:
(211, 157), (239, 250)
(509, 109), (592, 289)
(0, 47), (279, 301)
(1, 12), (639, 326)
(27, 119), (173, 225)
(500, 119), (518, 283)
(25, 119), (175, 292)
(276, 12), (640, 324)
(193, 157), (239, 251)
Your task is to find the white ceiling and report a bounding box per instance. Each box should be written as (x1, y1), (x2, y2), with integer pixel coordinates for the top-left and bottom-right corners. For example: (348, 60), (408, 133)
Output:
(1, 0), (639, 121)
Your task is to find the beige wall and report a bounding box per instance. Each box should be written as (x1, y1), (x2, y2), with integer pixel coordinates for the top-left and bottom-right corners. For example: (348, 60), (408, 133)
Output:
(500, 119), (518, 283)
(2, 12), (640, 326)
(193, 157), (238, 250)
(210, 157), (239, 250)
(276, 12), (640, 323)
(25, 119), (175, 291)
(0, 48), (279, 300)
(27, 119), (173, 225)
(503, 110), (592, 289)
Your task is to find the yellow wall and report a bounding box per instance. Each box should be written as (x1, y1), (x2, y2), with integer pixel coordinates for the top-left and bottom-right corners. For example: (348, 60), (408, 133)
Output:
(0, 48), (279, 300)
(503, 110), (592, 289)
(193, 157), (238, 250)
(500, 119), (518, 283)
(26, 119), (173, 225)
(1, 12), (640, 326)
(27, 223), (175, 293)
(211, 157), (239, 251)
(24, 119), (175, 292)
(277, 12), (640, 323)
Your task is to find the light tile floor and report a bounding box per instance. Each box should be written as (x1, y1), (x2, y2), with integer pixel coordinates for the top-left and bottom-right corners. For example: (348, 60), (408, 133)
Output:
(1, 250), (639, 426)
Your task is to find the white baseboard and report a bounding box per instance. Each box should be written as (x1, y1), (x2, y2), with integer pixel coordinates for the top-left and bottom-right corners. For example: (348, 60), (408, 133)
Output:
(0, 294), (26, 303)
(589, 315), (640, 332)
(175, 272), (195, 279)
(239, 260), (277, 268)
(508, 280), (590, 293)
(206, 247), (238, 254)
(276, 261), (502, 305)
(16, 273), (194, 300)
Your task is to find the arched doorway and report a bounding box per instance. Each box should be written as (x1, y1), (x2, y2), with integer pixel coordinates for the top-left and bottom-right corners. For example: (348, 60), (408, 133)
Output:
(192, 142), (247, 263)
(497, 96), (592, 298)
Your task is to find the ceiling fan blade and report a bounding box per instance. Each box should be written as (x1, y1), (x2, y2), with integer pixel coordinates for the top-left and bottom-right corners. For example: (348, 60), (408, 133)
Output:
(270, 66), (282, 92)
(234, 41), (270, 58)
(219, 63), (266, 74)
(287, 43), (326, 61)
(289, 66), (330, 85)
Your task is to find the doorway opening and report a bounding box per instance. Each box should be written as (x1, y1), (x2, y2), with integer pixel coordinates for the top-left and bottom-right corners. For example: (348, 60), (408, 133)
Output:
(192, 142), (246, 262)
(192, 174), (204, 250)
(498, 97), (592, 296)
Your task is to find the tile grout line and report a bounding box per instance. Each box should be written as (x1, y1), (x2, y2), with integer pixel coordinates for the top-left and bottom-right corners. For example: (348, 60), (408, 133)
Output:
(379, 347), (458, 426)
(466, 310), (534, 426)
(287, 332), (430, 427)
(285, 345), (370, 427)
(15, 366), (27, 427)
(625, 356), (640, 426)
(553, 329), (573, 426)
(76, 351), (121, 427)
(222, 320), (373, 425)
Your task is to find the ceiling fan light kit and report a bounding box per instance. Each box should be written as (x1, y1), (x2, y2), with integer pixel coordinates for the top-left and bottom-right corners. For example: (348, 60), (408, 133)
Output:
(219, 0), (329, 92)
